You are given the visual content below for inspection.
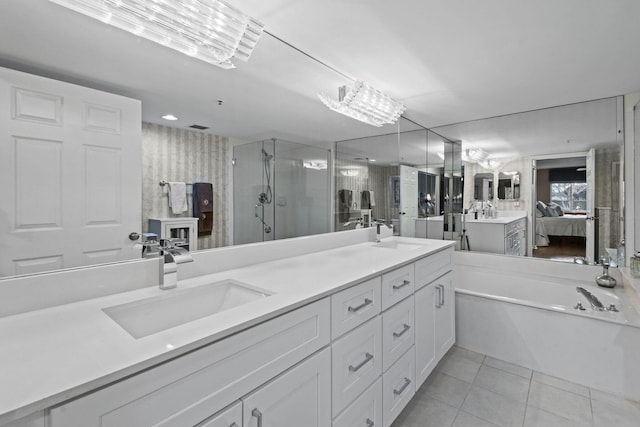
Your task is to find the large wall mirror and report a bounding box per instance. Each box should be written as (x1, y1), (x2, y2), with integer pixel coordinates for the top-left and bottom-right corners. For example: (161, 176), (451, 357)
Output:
(432, 97), (624, 264)
(0, 1), (629, 279)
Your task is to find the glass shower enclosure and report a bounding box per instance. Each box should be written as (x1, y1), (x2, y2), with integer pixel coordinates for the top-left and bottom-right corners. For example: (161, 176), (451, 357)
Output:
(233, 139), (331, 245)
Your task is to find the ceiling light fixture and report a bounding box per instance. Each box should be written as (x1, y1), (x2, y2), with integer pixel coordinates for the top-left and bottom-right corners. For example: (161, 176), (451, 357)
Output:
(318, 81), (406, 127)
(49, 0), (264, 69)
(161, 114), (178, 121)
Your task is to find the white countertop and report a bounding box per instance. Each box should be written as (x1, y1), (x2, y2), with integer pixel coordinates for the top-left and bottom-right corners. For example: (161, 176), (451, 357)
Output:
(415, 213), (526, 224)
(0, 236), (453, 424)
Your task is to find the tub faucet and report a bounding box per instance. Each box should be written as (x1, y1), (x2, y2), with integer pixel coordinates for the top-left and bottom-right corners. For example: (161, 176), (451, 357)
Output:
(159, 239), (193, 290)
(576, 286), (605, 311)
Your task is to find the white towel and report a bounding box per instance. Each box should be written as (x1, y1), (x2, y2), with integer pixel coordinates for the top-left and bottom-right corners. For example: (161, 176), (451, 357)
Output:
(168, 182), (188, 214)
(369, 190), (376, 207)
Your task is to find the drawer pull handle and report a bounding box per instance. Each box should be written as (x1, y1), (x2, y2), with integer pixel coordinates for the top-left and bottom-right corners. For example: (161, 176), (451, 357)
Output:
(439, 284), (445, 306)
(348, 298), (373, 313)
(349, 352), (374, 372)
(393, 323), (411, 338)
(230, 423), (238, 427)
(393, 377), (412, 396)
(366, 419), (375, 427)
(252, 408), (263, 427)
(435, 285), (441, 308)
(392, 280), (411, 290)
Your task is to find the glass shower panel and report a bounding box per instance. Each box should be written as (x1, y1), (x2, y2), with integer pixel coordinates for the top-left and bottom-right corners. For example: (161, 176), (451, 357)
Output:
(233, 139), (329, 245)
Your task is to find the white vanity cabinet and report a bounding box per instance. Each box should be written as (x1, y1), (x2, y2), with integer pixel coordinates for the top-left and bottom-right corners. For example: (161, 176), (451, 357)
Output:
(242, 348), (331, 427)
(196, 402), (242, 427)
(434, 272), (455, 359)
(49, 299), (330, 427)
(414, 250), (455, 388)
(464, 217), (526, 256)
(39, 244), (454, 427)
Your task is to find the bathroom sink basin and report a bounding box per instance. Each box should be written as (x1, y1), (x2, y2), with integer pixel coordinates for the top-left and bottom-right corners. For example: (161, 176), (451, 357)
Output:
(103, 280), (271, 339)
(373, 240), (422, 250)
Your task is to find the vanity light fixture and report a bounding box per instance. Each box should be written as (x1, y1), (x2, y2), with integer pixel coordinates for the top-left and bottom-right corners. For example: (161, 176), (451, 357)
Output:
(303, 160), (328, 170)
(161, 114), (178, 121)
(318, 81), (406, 127)
(48, 0), (264, 69)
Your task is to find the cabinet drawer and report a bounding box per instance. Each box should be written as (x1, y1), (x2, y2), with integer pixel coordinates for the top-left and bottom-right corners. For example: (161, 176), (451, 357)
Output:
(414, 247), (453, 290)
(381, 264), (414, 310)
(332, 316), (383, 416)
(331, 276), (381, 338)
(50, 299), (330, 427)
(196, 401), (242, 427)
(382, 347), (415, 427)
(332, 378), (382, 427)
(382, 295), (415, 372)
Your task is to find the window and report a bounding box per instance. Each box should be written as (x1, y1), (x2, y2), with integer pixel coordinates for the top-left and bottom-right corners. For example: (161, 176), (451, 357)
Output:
(550, 182), (587, 211)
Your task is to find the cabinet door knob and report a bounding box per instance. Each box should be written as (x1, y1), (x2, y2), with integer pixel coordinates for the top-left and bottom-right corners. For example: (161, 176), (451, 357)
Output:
(251, 408), (263, 427)
(366, 418), (375, 427)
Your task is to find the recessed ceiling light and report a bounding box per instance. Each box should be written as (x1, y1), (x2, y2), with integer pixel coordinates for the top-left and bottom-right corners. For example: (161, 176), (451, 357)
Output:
(369, 159), (377, 162)
(162, 114), (178, 121)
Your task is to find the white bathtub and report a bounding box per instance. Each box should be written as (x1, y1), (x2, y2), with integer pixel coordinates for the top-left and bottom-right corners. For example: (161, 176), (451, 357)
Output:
(454, 252), (640, 401)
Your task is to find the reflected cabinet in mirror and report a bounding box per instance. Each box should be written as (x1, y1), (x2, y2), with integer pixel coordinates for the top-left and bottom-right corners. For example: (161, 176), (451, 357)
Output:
(498, 172), (520, 200)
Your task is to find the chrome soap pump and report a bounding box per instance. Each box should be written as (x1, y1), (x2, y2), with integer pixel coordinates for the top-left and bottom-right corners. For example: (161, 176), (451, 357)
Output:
(596, 258), (617, 288)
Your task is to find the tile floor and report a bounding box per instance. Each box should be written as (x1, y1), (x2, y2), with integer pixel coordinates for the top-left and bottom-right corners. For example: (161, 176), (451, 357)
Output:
(392, 346), (640, 427)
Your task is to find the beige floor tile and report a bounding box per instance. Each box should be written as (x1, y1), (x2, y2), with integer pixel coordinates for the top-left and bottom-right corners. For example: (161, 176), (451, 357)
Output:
(423, 371), (472, 408)
(447, 346), (486, 364)
(473, 365), (530, 403)
(483, 356), (532, 379)
(392, 396), (458, 427)
(527, 381), (593, 425)
(524, 406), (585, 427)
(452, 411), (499, 427)
(461, 385), (526, 427)
(591, 396), (640, 427)
(436, 352), (482, 383)
(531, 372), (589, 397)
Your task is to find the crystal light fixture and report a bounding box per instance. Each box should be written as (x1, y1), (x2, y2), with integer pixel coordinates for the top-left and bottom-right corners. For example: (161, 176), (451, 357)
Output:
(48, 0), (264, 69)
(318, 81), (406, 127)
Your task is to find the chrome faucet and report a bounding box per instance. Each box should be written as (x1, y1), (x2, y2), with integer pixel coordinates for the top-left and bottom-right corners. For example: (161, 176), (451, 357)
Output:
(159, 239), (194, 290)
(372, 220), (392, 242)
(576, 286), (605, 311)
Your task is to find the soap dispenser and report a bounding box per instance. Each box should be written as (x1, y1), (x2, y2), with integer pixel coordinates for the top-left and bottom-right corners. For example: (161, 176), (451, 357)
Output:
(596, 259), (617, 288)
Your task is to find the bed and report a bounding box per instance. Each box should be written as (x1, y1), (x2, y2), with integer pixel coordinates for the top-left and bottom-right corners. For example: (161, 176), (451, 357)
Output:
(535, 214), (587, 247)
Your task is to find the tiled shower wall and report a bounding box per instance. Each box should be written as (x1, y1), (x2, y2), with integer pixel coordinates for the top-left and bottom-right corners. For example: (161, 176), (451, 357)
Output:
(141, 123), (231, 250)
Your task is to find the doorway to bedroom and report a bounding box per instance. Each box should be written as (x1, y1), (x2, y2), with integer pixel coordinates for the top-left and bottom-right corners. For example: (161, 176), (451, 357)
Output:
(532, 154), (592, 263)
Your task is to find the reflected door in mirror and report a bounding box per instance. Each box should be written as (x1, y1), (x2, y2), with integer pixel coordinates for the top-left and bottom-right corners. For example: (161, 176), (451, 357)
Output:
(0, 67), (142, 277)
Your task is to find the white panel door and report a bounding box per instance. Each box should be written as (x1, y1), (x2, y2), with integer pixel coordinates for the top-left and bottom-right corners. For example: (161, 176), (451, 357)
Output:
(242, 348), (331, 427)
(414, 284), (436, 387)
(434, 273), (455, 359)
(586, 148), (596, 263)
(0, 67), (142, 276)
(399, 165), (418, 237)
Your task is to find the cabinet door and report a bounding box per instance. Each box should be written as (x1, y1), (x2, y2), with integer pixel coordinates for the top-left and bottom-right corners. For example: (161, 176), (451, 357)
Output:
(414, 284), (436, 387)
(197, 401), (242, 427)
(243, 348), (331, 427)
(434, 272), (455, 359)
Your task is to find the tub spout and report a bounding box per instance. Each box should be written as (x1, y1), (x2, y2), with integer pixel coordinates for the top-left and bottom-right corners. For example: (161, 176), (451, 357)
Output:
(576, 286), (605, 311)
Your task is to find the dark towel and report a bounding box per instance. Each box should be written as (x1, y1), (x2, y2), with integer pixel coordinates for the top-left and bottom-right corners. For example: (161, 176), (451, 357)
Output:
(192, 182), (213, 237)
(338, 189), (352, 223)
(361, 190), (371, 209)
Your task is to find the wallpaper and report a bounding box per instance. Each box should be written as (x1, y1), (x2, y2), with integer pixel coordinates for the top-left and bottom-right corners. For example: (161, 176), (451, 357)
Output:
(141, 123), (231, 250)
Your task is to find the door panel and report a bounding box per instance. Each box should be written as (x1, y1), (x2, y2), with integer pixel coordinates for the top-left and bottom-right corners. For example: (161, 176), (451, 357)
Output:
(0, 67), (142, 276)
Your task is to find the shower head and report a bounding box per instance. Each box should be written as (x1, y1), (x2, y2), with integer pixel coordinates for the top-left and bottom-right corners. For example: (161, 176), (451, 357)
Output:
(262, 148), (273, 161)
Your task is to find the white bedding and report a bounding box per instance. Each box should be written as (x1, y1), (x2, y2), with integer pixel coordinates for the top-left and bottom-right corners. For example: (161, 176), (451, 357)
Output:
(535, 214), (587, 247)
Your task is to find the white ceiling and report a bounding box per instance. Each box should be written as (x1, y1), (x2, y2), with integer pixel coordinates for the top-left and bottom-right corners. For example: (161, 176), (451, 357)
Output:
(1, 0), (638, 151)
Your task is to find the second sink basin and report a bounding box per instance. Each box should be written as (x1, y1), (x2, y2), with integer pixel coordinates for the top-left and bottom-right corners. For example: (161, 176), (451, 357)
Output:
(103, 279), (272, 339)
(373, 240), (422, 250)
